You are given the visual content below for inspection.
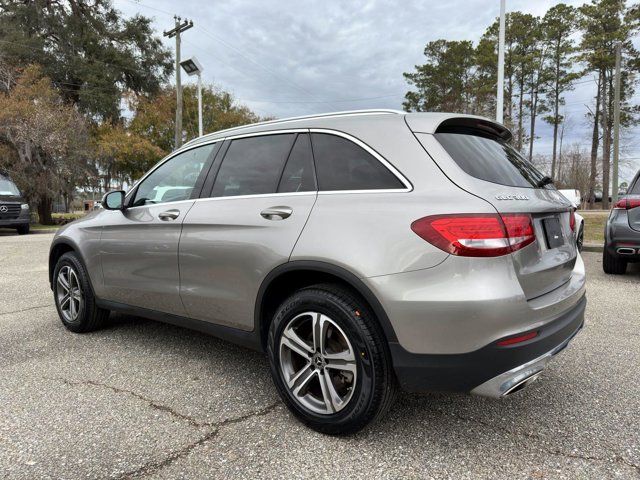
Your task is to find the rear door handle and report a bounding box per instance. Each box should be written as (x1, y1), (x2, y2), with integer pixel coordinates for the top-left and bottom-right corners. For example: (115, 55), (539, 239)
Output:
(260, 206), (292, 220)
(158, 209), (180, 221)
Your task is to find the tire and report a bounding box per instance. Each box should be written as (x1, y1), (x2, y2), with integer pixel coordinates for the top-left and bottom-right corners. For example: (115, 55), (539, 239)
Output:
(53, 251), (110, 332)
(267, 283), (397, 435)
(602, 247), (627, 275)
(576, 224), (584, 252)
(16, 224), (29, 235)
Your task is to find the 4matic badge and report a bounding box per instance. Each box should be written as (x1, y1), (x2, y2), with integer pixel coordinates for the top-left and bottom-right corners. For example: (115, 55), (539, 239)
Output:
(495, 194), (530, 201)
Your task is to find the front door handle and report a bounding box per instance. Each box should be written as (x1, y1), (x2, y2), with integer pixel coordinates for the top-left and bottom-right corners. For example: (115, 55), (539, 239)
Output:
(158, 209), (180, 221)
(260, 206), (293, 220)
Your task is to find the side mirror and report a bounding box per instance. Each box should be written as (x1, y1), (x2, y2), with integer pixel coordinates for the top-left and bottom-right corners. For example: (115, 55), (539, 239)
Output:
(102, 190), (126, 211)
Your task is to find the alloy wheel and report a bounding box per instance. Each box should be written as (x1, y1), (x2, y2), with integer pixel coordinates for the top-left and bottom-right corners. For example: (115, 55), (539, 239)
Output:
(279, 311), (358, 415)
(56, 265), (83, 322)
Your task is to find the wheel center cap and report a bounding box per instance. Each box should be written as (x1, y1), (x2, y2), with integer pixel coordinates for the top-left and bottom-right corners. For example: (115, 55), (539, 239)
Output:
(313, 354), (325, 369)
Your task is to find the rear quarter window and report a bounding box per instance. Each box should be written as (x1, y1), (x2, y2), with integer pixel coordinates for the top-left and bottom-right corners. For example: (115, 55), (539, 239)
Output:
(434, 131), (547, 188)
(310, 133), (405, 191)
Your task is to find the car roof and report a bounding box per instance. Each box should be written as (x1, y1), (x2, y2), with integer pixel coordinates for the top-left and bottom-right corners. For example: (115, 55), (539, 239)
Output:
(182, 109), (511, 149)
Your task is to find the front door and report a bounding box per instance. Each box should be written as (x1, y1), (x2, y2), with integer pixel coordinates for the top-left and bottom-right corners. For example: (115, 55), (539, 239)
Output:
(100, 143), (217, 315)
(179, 132), (317, 329)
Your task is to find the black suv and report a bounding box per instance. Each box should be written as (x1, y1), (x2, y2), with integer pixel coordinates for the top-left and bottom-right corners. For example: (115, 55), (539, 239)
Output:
(604, 170), (640, 274)
(0, 174), (30, 235)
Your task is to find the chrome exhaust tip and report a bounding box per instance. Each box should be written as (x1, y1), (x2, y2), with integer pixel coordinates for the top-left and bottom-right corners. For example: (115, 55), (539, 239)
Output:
(617, 247), (636, 255)
(502, 372), (541, 396)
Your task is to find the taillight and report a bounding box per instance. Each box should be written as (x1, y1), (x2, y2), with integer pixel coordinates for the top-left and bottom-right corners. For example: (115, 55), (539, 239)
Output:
(411, 213), (535, 257)
(569, 210), (576, 231)
(614, 198), (640, 210)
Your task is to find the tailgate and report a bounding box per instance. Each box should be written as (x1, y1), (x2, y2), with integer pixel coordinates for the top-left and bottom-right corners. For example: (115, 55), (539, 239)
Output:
(414, 128), (576, 300)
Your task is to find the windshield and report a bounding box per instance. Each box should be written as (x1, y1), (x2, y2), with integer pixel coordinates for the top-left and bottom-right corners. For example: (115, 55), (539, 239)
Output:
(0, 175), (20, 196)
(435, 132), (548, 189)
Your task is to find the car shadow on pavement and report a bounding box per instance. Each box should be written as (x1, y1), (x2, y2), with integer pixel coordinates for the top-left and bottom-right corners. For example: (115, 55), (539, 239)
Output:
(96, 311), (589, 438)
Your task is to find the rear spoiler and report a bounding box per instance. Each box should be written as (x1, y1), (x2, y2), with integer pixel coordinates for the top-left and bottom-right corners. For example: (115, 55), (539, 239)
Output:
(404, 113), (512, 142)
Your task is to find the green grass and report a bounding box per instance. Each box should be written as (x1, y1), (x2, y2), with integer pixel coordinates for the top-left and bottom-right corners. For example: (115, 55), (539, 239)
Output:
(578, 210), (608, 244)
(30, 223), (60, 231)
(52, 212), (85, 220)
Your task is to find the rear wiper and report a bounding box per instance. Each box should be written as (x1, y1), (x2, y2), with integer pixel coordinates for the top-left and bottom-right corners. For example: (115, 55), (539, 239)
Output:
(536, 176), (553, 188)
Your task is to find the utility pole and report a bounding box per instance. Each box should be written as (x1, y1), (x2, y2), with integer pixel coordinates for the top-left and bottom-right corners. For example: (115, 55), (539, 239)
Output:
(164, 16), (193, 150)
(197, 72), (203, 137)
(612, 42), (622, 204)
(496, 0), (506, 124)
(601, 69), (611, 210)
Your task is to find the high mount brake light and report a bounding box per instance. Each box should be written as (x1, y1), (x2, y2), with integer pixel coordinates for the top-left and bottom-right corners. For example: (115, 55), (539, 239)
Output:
(614, 198), (640, 210)
(411, 213), (536, 257)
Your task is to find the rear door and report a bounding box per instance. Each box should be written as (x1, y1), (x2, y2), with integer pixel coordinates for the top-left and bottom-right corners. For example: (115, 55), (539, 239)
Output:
(415, 125), (575, 300)
(179, 131), (317, 330)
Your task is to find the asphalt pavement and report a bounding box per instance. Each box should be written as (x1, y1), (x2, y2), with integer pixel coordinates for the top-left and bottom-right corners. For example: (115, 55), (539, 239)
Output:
(0, 231), (639, 479)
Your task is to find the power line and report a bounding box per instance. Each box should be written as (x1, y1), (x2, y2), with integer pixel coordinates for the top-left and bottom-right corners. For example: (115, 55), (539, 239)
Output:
(119, 0), (342, 110)
(0, 38), (163, 78)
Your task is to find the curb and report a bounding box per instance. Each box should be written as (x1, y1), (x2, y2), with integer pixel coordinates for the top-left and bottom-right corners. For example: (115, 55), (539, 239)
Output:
(582, 243), (603, 253)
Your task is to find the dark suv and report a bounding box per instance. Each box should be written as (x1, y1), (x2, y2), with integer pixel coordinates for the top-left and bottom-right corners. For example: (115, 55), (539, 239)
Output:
(0, 174), (29, 235)
(603, 170), (640, 274)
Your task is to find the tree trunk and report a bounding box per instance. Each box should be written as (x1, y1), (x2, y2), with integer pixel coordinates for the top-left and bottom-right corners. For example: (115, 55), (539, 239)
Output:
(517, 77), (525, 151)
(38, 195), (53, 225)
(588, 72), (602, 210)
(528, 85), (538, 162)
(601, 70), (610, 210)
(506, 46), (513, 127)
(557, 121), (565, 183)
(551, 48), (561, 179)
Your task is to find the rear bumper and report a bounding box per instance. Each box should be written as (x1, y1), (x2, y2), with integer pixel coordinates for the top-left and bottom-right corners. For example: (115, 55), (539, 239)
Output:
(605, 211), (640, 260)
(390, 295), (586, 394)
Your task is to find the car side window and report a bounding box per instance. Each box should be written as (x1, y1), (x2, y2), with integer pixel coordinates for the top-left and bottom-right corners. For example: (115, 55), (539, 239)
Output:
(310, 133), (405, 191)
(132, 144), (215, 207)
(212, 134), (295, 197)
(277, 134), (316, 193)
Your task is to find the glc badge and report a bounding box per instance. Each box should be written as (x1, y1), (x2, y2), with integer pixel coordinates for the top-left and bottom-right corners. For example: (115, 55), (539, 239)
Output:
(495, 194), (530, 201)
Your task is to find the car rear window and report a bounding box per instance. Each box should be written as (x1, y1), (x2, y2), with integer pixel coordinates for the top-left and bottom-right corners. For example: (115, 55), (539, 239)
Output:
(434, 131), (547, 188)
(277, 134), (316, 193)
(212, 134), (296, 197)
(629, 176), (640, 195)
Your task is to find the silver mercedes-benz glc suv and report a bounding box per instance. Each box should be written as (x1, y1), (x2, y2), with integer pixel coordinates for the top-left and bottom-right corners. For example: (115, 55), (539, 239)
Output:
(50, 110), (586, 434)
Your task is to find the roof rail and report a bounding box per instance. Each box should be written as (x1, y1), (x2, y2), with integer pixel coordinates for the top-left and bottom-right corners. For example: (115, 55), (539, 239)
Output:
(184, 109), (404, 146)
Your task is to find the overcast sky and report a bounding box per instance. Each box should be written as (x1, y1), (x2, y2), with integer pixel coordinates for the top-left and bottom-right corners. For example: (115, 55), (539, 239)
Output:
(114, 0), (640, 183)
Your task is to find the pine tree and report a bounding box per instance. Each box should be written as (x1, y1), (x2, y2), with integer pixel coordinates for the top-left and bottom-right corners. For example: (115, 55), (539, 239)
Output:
(579, 0), (640, 209)
(541, 4), (581, 178)
(403, 40), (479, 113)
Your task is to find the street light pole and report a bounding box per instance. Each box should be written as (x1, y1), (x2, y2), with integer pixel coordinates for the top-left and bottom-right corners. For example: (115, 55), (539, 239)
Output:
(612, 42), (622, 203)
(164, 16), (193, 150)
(197, 72), (203, 137)
(180, 57), (205, 138)
(496, 0), (506, 124)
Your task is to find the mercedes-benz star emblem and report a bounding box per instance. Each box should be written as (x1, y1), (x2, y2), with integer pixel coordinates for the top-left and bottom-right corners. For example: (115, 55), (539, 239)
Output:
(0, 205), (8, 213)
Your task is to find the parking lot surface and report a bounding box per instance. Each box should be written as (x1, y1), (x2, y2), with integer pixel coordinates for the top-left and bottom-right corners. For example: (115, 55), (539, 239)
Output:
(0, 231), (639, 479)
